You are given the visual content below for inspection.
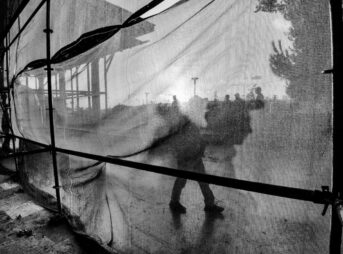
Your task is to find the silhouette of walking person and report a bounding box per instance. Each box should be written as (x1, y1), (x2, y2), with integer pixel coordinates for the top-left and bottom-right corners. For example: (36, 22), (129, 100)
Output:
(255, 87), (264, 101)
(167, 96), (224, 214)
(254, 87), (265, 109)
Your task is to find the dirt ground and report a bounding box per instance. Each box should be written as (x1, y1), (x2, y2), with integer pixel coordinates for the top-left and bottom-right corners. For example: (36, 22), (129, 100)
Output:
(0, 174), (110, 254)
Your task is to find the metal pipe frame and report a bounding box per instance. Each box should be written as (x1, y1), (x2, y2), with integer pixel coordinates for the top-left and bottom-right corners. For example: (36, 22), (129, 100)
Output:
(5, 35), (10, 94)
(4, 31), (19, 174)
(1, 133), (49, 148)
(44, 0), (62, 214)
(3, 132), (336, 206)
(0, 90), (10, 94)
(329, 0), (343, 253)
(0, 147), (51, 159)
(1, 1), (341, 252)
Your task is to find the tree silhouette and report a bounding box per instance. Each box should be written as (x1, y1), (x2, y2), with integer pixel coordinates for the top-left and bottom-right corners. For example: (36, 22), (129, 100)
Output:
(254, 0), (285, 13)
(255, 0), (332, 105)
(269, 40), (293, 80)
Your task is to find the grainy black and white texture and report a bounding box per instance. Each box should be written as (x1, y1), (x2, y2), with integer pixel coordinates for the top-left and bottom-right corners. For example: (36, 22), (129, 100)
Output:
(0, 0), (333, 253)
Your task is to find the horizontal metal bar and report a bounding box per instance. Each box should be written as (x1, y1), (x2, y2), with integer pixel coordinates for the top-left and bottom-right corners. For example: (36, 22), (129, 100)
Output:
(41, 91), (106, 95)
(3, 133), (50, 148)
(27, 89), (106, 95)
(0, 147), (51, 159)
(0, 89), (10, 94)
(3, 133), (334, 205)
(56, 146), (334, 205)
(322, 69), (334, 74)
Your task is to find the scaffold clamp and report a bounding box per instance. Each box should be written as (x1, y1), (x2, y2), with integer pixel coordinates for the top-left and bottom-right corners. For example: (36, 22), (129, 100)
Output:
(43, 28), (53, 33)
(334, 198), (343, 225)
(321, 186), (331, 216)
(322, 69), (333, 74)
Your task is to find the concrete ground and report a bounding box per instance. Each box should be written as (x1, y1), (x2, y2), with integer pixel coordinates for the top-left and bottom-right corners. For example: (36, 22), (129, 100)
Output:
(0, 108), (334, 254)
(102, 110), (332, 253)
(0, 174), (108, 254)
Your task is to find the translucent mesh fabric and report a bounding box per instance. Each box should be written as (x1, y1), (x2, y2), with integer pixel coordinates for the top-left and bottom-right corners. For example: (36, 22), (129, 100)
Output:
(0, 40), (16, 171)
(7, 0), (171, 79)
(7, 0), (46, 78)
(3, 0), (334, 253)
(8, 0), (45, 40)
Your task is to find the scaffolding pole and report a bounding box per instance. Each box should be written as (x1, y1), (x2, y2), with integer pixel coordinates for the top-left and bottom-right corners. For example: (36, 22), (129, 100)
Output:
(44, 0), (62, 214)
(0, 1), (341, 252)
(104, 57), (108, 112)
(329, 0), (343, 253)
(0, 148), (51, 159)
(3, 132), (337, 208)
(4, 32), (19, 173)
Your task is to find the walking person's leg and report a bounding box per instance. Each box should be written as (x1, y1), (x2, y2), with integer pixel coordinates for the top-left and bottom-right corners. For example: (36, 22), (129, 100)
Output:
(171, 177), (187, 203)
(195, 159), (224, 213)
(198, 181), (215, 206)
(170, 177), (187, 213)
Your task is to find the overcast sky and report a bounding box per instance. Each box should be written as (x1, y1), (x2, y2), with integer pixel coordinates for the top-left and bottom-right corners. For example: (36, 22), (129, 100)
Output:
(102, 0), (292, 105)
(23, 0), (293, 108)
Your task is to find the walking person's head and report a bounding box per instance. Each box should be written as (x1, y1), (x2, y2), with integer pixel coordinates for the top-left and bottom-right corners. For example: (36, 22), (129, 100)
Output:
(225, 94), (230, 102)
(255, 87), (262, 95)
(234, 93), (240, 100)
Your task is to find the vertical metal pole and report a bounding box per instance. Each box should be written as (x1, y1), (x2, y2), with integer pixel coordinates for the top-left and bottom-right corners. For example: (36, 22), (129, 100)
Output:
(87, 64), (91, 109)
(329, 0), (343, 253)
(76, 67), (79, 109)
(5, 35), (10, 102)
(192, 77), (198, 96)
(44, 0), (62, 214)
(55, 74), (58, 97)
(145, 92), (149, 105)
(91, 59), (100, 117)
(3, 32), (19, 172)
(5, 35), (15, 153)
(103, 58), (108, 112)
(70, 69), (74, 111)
(5, 35), (10, 88)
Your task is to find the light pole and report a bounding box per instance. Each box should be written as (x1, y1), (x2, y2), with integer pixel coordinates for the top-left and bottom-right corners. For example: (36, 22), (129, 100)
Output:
(191, 77), (199, 96)
(145, 92), (149, 105)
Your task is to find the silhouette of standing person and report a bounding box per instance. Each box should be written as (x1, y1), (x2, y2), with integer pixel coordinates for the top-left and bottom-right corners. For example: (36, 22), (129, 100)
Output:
(234, 93), (244, 104)
(171, 95), (179, 110)
(254, 87), (265, 109)
(224, 94), (231, 107)
(168, 96), (224, 214)
(246, 89), (255, 101)
(255, 87), (264, 101)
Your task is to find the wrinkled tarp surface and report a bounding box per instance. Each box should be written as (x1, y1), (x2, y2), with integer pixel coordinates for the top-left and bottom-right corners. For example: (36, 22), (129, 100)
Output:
(1, 0), (333, 253)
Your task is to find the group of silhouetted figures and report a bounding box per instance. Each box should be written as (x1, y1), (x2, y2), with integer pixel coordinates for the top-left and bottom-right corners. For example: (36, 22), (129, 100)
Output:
(1, 86), (265, 215)
(205, 88), (264, 145)
(152, 87), (265, 214)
